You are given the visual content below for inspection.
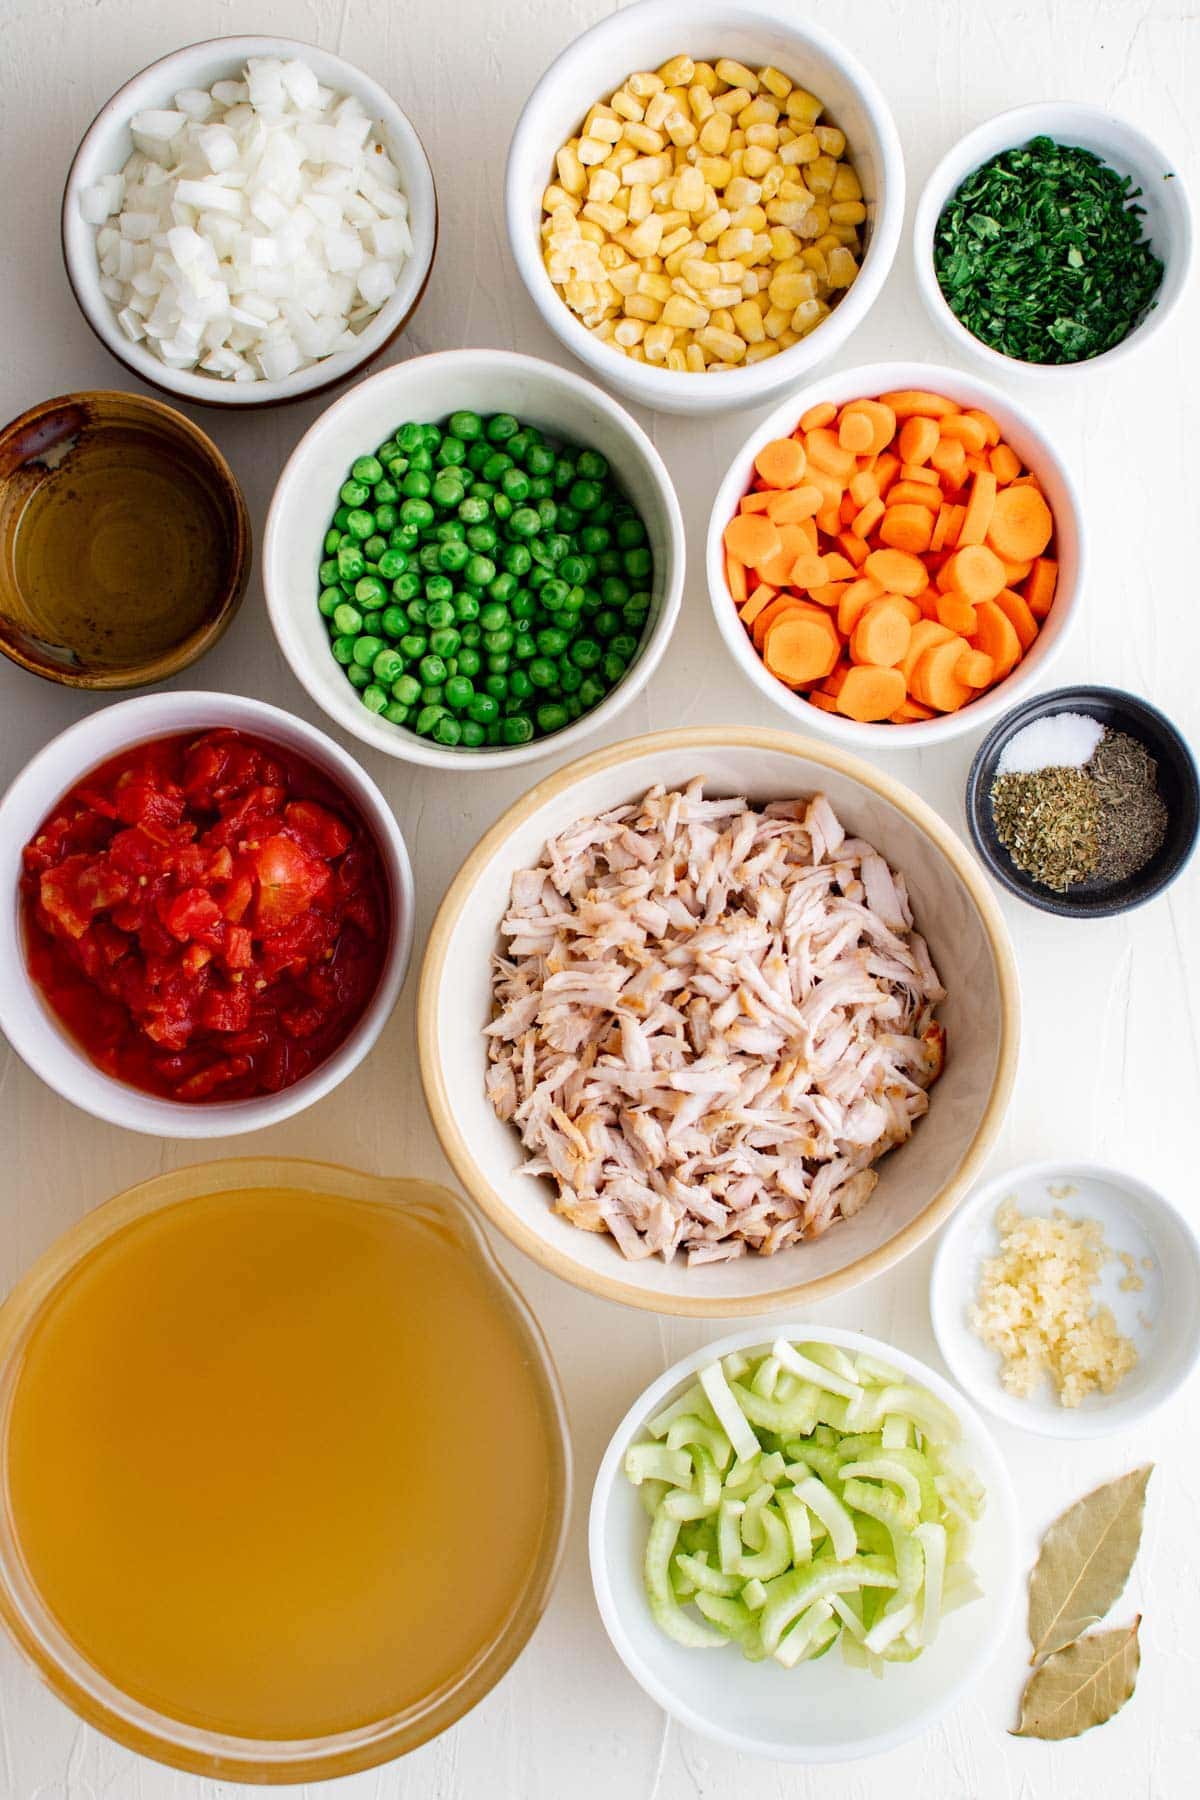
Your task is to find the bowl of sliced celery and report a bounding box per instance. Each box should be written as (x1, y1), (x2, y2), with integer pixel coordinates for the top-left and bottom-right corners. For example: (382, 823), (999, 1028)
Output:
(589, 1324), (1018, 1762)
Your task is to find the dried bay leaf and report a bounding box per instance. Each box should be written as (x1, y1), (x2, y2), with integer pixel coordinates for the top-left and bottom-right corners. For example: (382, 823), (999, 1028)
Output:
(1028, 1465), (1152, 1662)
(1014, 1618), (1141, 1740)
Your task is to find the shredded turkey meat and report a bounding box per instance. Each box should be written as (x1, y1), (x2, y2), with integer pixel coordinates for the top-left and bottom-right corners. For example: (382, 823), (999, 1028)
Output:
(484, 780), (946, 1266)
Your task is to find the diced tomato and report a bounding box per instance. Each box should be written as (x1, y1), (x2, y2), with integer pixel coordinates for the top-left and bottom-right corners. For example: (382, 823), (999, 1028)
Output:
(252, 834), (330, 931)
(161, 887), (223, 942)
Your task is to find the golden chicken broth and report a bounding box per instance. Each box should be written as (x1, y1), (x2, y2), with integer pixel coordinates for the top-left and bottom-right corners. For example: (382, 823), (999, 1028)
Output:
(3, 1184), (557, 1742)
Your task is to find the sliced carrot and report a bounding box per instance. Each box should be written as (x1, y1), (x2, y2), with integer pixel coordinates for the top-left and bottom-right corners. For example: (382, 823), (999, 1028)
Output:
(898, 415), (940, 465)
(989, 442), (1022, 485)
(917, 588), (942, 620)
(836, 664), (907, 722)
(808, 580), (849, 607)
(739, 583), (778, 627)
(837, 576), (884, 637)
(1024, 557), (1058, 619)
(836, 531), (871, 569)
(956, 647), (996, 688)
(823, 661), (852, 696)
(935, 591), (978, 636)
(929, 504), (954, 554)
(849, 468), (879, 507)
(938, 413), (989, 454)
(942, 503), (966, 550)
(799, 401), (837, 432)
(911, 639), (973, 712)
(879, 390), (960, 419)
(804, 465), (844, 509)
(999, 556), (1032, 584)
(724, 512), (781, 568)
(851, 601), (912, 668)
(971, 600), (1022, 680)
(930, 436), (968, 486)
(839, 492), (859, 527)
(764, 484), (823, 523)
(939, 544), (1006, 607)
(805, 428), (857, 482)
(754, 437), (808, 488)
(789, 549), (829, 589)
(878, 504), (934, 554)
(838, 409), (876, 454)
(895, 596), (923, 623)
(886, 480), (941, 511)
(986, 483), (1054, 561)
(864, 547), (928, 597)
(899, 463), (940, 486)
(901, 619), (954, 685)
(816, 505), (843, 538)
(822, 552), (856, 582)
(993, 585), (1039, 651)
(838, 399), (897, 455)
(807, 690), (840, 713)
(958, 470), (997, 548)
(891, 698), (935, 722)
(739, 489), (774, 513)
(726, 552), (748, 605)
(966, 408), (1002, 447)
(874, 452), (901, 496)
(764, 611), (841, 685)
(751, 596), (809, 653)
(852, 495), (885, 538)
(758, 524), (815, 587)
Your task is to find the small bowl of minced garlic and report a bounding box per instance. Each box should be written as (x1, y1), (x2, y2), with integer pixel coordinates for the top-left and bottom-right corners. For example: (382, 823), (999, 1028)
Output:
(965, 684), (1198, 917)
(931, 1159), (1200, 1439)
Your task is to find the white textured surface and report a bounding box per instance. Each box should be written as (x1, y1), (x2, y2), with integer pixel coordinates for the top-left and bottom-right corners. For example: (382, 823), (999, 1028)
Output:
(0, 1), (1196, 1795)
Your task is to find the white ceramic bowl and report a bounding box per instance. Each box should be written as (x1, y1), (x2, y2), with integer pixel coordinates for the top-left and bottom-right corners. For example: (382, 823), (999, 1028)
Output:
(589, 1322), (1020, 1762)
(418, 728), (1019, 1314)
(931, 1159), (1200, 1439)
(265, 349), (685, 771)
(914, 103), (1192, 381)
(505, 0), (904, 417)
(0, 692), (413, 1138)
(62, 36), (438, 408)
(706, 359), (1083, 751)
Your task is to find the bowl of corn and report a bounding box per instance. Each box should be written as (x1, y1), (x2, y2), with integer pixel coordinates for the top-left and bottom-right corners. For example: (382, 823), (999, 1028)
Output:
(505, 0), (905, 416)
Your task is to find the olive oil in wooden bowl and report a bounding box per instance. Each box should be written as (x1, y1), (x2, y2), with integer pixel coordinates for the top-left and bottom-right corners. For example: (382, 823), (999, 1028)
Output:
(0, 392), (249, 688)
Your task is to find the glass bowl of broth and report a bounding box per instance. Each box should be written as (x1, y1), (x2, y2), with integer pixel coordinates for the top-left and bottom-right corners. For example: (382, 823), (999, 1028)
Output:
(0, 391), (249, 688)
(0, 1158), (570, 1781)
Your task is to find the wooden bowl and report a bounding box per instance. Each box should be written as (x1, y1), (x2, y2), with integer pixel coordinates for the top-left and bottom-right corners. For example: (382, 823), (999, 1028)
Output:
(0, 391), (249, 688)
(418, 726), (1021, 1316)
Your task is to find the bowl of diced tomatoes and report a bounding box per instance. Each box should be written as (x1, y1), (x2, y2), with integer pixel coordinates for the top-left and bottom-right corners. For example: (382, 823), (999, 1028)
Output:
(705, 360), (1082, 747)
(0, 692), (413, 1137)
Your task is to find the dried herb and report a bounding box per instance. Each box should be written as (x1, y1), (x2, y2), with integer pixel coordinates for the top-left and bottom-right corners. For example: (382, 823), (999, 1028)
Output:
(1087, 729), (1168, 882)
(1014, 1619), (1141, 1740)
(1027, 1466), (1152, 1662)
(934, 135), (1164, 364)
(991, 765), (1100, 890)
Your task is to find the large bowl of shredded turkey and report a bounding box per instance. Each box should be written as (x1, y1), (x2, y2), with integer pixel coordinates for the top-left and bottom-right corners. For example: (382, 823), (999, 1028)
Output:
(419, 729), (1019, 1315)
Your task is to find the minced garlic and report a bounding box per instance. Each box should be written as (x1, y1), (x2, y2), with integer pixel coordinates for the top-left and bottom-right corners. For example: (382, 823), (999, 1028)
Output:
(969, 1198), (1137, 1408)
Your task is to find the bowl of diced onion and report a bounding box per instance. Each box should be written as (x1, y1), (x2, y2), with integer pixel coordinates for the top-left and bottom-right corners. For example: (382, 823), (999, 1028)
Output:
(62, 36), (437, 407)
(590, 1323), (1019, 1762)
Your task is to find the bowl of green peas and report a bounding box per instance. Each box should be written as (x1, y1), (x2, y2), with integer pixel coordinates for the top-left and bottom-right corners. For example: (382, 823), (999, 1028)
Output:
(264, 348), (685, 765)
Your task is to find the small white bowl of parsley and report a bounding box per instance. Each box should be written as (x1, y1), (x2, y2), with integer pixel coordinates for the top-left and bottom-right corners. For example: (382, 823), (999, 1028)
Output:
(913, 103), (1191, 377)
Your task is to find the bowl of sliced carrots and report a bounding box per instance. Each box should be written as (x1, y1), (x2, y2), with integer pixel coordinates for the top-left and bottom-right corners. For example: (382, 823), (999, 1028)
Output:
(706, 361), (1082, 746)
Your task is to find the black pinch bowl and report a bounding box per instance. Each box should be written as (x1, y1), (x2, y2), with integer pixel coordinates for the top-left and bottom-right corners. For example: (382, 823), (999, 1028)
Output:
(966, 685), (1199, 918)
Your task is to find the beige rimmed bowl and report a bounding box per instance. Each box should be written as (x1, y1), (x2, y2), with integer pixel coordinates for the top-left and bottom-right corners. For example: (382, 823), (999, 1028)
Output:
(418, 727), (1020, 1315)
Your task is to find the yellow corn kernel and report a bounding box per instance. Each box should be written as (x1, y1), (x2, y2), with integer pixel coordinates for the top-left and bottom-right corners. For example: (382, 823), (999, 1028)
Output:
(826, 245), (858, 287)
(696, 155), (733, 190)
(654, 207), (688, 234)
(643, 89), (675, 132)
(581, 200), (624, 234)
(623, 214), (664, 258)
(768, 267), (816, 310)
(578, 135), (612, 167)
(607, 142), (637, 172)
(766, 197), (813, 228)
(769, 224), (799, 260)
(762, 303), (790, 338)
(745, 338), (781, 363)
(673, 164), (706, 212)
(563, 278), (595, 310)
(759, 64), (792, 100)
(716, 226), (754, 260)
(786, 88), (823, 126)
(609, 261), (640, 295)
(761, 163), (785, 200)
(710, 306), (734, 332)
(814, 231), (841, 253)
(697, 110), (732, 155)
(806, 154), (838, 194)
(628, 70), (665, 98)
(660, 292), (710, 330)
(659, 225), (692, 257)
(643, 252), (664, 272)
(577, 220), (605, 244)
(665, 346), (688, 372)
(598, 241), (627, 270)
(738, 98), (780, 129)
(780, 131), (819, 166)
(555, 142), (586, 195)
(623, 292), (662, 321)
(610, 87), (644, 122)
(713, 86), (751, 117)
(714, 57), (759, 92)
(584, 110), (622, 145)
(731, 298), (765, 343)
(627, 182), (653, 224)
(750, 230), (772, 259)
(696, 323), (746, 361)
(691, 62), (719, 94)
(800, 247), (828, 278)
(705, 283), (744, 307)
(663, 241), (695, 276)
(657, 52), (695, 85)
(804, 203), (830, 236)
(688, 82), (714, 122)
(636, 269), (672, 301)
(696, 207), (730, 244)
(680, 256), (719, 290)
(832, 163), (862, 202)
(815, 125), (847, 158)
(731, 205), (767, 233)
(622, 120), (666, 154)
(643, 321), (675, 363)
(664, 109), (697, 148)
(829, 200), (866, 226)
(612, 316), (645, 348)
(724, 175), (762, 209)
(542, 183), (579, 213)
(586, 166), (620, 205)
(742, 146), (775, 179)
(621, 152), (674, 186)
(792, 296), (828, 335)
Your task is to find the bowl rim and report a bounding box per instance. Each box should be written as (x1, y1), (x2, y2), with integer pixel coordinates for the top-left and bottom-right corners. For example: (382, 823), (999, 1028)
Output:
(0, 388), (251, 689)
(704, 358), (1084, 749)
(964, 682), (1200, 917)
(0, 1155), (573, 1778)
(587, 1319), (1021, 1761)
(417, 724), (1021, 1314)
(912, 101), (1194, 381)
(503, 0), (906, 414)
(929, 1157), (1200, 1439)
(60, 34), (439, 410)
(0, 691), (414, 1137)
(263, 346), (686, 770)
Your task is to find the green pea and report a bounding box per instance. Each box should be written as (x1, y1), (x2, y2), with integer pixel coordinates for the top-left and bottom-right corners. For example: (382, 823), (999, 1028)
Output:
(483, 674), (509, 699)
(623, 546), (653, 580)
(458, 495), (490, 527)
(580, 524), (610, 554)
(392, 571), (422, 603)
(529, 475), (553, 500)
(558, 662), (583, 694)
(502, 715), (534, 745)
(487, 652), (511, 674)
(594, 608), (620, 639)
(568, 479), (601, 512)
(501, 467), (531, 502)
(616, 517), (647, 548)
(378, 439), (405, 465)
(399, 633), (428, 660)
(419, 653), (448, 686)
(449, 410), (483, 441)
(503, 543), (532, 578)
(465, 440), (491, 473)
(460, 623), (482, 648)
(409, 597), (429, 625)
(361, 683), (388, 714)
(407, 446), (434, 473)
(571, 637), (602, 669)
(377, 548), (408, 580)
(396, 422), (424, 452)
(350, 634), (382, 668)
(461, 721), (486, 747)
(537, 499), (559, 531)
(331, 634), (357, 665)
(492, 493), (513, 522)
(438, 538), (470, 572)
(603, 651), (627, 684)
(351, 454), (384, 485)
(566, 696), (583, 720)
(481, 452), (512, 484)
(479, 602), (509, 633)
(332, 602), (362, 635)
(525, 443), (554, 477)
(509, 669), (533, 700)
(536, 701), (569, 734)
(421, 684), (445, 706)
(431, 474), (463, 509)
(454, 593), (480, 622)
(340, 478), (370, 507)
(509, 506), (540, 539)
(425, 590), (454, 620)
(457, 647), (482, 677)
(437, 435), (467, 466)
(400, 497), (435, 529)
(466, 524), (497, 556)
(391, 522), (420, 551)
(528, 657), (557, 689)
(579, 674), (607, 708)
(392, 673), (422, 706)
(555, 504), (580, 533)
(372, 647), (405, 685)
(383, 701), (410, 726)
(485, 412), (518, 443)
(483, 628), (514, 656)
(469, 693), (500, 724)
(355, 575), (388, 609)
(319, 557), (341, 587)
(432, 715), (462, 746)
(415, 704), (448, 736)
(611, 633), (639, 662)
(337, 544), (365, 583)
(430, 627), (461, 658)
(539, 578), (569, 611)
(318, 586), (342, 618)
(465, 554), (496, 588)
(417, 543), (441, 573)
(444, 674), (474, 710)
(346, 663), (371, 689)
(537, 627), (569, 656)
(345, 508), (375, 540)
(513, 631), (536, 661)
(401, 469), (432, 500)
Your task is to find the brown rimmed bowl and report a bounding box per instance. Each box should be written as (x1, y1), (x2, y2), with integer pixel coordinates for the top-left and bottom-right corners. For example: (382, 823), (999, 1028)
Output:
(61, 36), (438, 409)
(0, 391), (250, 688)
(0, 1157), (570, 1781)
(418, 726), (1020, 1316)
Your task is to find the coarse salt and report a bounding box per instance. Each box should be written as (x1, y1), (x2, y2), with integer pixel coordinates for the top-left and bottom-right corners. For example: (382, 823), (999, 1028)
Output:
(997, 711), (1104, 776)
